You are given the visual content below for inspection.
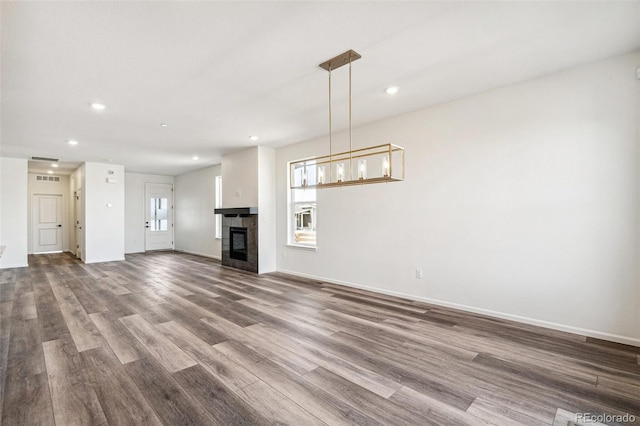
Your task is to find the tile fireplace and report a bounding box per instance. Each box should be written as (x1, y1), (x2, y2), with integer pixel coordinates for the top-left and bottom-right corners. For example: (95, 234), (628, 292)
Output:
(214, 207), (258, 273)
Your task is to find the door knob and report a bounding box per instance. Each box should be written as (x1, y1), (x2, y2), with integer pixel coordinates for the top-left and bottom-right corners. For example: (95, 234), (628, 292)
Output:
(57, 224), (62, 227)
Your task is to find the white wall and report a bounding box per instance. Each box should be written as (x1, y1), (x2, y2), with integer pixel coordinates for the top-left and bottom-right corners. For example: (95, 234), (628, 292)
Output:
(70, 165), (83, 193)
(0, 157), (28, 268)
(276, 51), (640, 345)
(174, 164), (222, 259)
(125, 172), (174, 254)
(221, 147), (258, 208)
(84, 162), (125, 263)
(27, 173), (70, 254)
(258, 146), (276, 273)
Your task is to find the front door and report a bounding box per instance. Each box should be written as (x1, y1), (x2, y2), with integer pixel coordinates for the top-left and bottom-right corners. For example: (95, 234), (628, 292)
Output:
(145, 183), (173, 251)
(32, 194), (63, 253)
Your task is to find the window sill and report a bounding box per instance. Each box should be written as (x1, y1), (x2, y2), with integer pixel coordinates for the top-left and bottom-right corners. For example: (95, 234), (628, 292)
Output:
(286, 243), (317, 251)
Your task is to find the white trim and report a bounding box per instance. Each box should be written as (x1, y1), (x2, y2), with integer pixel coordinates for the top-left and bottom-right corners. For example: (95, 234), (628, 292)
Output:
(214, 175), (223, 239)
(84, 257), (126, 264)
(277, 268), (640, 348)
(0, 262), (29, 269)
(174, 249), (221, 261)
(285, 244), (317, 251)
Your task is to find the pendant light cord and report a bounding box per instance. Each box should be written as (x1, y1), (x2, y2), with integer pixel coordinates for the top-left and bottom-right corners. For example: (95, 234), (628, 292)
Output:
(349, 58), (353, 180)
(329, 68), (333, 182)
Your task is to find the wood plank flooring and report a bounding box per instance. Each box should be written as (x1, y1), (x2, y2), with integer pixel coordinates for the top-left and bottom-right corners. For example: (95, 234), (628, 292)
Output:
(1, 252), (639, 425)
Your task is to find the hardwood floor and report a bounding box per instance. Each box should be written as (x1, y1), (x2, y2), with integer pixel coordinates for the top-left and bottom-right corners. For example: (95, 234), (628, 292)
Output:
(1, 251), (639, 425)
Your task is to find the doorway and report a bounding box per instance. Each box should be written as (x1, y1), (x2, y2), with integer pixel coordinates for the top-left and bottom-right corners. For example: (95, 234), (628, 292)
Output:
(32, 194), (63, 253)
(145, 183), (173, 251)
(74, 189), (83, 260)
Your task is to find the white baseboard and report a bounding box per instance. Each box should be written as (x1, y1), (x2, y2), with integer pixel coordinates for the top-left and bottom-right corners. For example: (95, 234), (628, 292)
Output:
(174, 249), (221, 261)
(0, 262), (28, 269)
(277, 269), (640, 348)
(84, 257), (126, 264)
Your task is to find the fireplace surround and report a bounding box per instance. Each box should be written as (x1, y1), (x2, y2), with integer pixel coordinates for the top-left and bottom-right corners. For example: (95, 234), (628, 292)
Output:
(215, 207), (258, 273)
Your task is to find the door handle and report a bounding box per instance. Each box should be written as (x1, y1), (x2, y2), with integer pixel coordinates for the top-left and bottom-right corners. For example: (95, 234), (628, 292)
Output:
(57, 224), (62, 228)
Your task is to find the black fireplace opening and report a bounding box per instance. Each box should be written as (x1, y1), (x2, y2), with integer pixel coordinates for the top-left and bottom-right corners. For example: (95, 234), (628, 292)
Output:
(229, 227), (248, 261)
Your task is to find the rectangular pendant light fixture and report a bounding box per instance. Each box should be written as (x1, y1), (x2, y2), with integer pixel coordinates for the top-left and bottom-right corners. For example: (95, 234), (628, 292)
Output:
(290, 50), (405, 189)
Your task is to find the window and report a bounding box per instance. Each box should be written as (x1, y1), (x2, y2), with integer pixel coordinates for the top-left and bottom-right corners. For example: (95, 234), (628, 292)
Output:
(289, 162), (316, 246)
(150, 198), (168, 231)
(215, 175), (222, 238)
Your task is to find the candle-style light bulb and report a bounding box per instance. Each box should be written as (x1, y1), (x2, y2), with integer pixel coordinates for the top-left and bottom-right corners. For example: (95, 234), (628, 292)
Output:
(358, 160), (367, 180)
(318, 167), (325, 185)
(337, 163), (344, 183)
(382, 156), (390, 177)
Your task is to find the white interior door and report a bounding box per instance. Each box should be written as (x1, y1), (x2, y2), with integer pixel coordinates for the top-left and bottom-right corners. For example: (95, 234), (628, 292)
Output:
(145, 183), (174, 251)
(32, 194), (63, 253)
(74, 189), (83, 259)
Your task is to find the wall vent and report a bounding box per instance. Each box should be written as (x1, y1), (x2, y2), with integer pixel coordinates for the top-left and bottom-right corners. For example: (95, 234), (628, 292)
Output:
(36, 175), (60, 182)
(31, 156), (59, 162)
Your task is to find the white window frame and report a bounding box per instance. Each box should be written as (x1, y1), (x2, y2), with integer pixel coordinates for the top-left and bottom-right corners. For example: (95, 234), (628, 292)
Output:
(288, 162), (316, 247)
(215, 175), (222, 239)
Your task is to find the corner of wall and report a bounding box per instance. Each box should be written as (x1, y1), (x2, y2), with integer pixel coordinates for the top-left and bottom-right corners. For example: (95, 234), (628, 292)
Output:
(84, 162), (125, 263)
(258, 147), (277, 273)
(0, 157), (29, 268)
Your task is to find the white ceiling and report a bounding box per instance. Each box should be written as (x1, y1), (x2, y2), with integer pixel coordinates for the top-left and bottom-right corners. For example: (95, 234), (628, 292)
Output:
(2, 1), (639, 176)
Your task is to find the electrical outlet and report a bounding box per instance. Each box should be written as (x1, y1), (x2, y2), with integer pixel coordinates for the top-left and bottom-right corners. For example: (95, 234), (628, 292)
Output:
(415, 268), (423, 279)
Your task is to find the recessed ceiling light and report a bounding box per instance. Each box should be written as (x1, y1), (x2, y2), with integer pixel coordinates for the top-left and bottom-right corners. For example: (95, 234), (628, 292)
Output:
(68, 140), (78, 145)
(47, 170), (53, 174)
(51, 164), (59, 168)
(192, 155), (199, 160)
(91, 102), (106, 110)
(249, 135), (259, 141)
(385, 86), (399, 95)
(160, 123), (168, 127)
